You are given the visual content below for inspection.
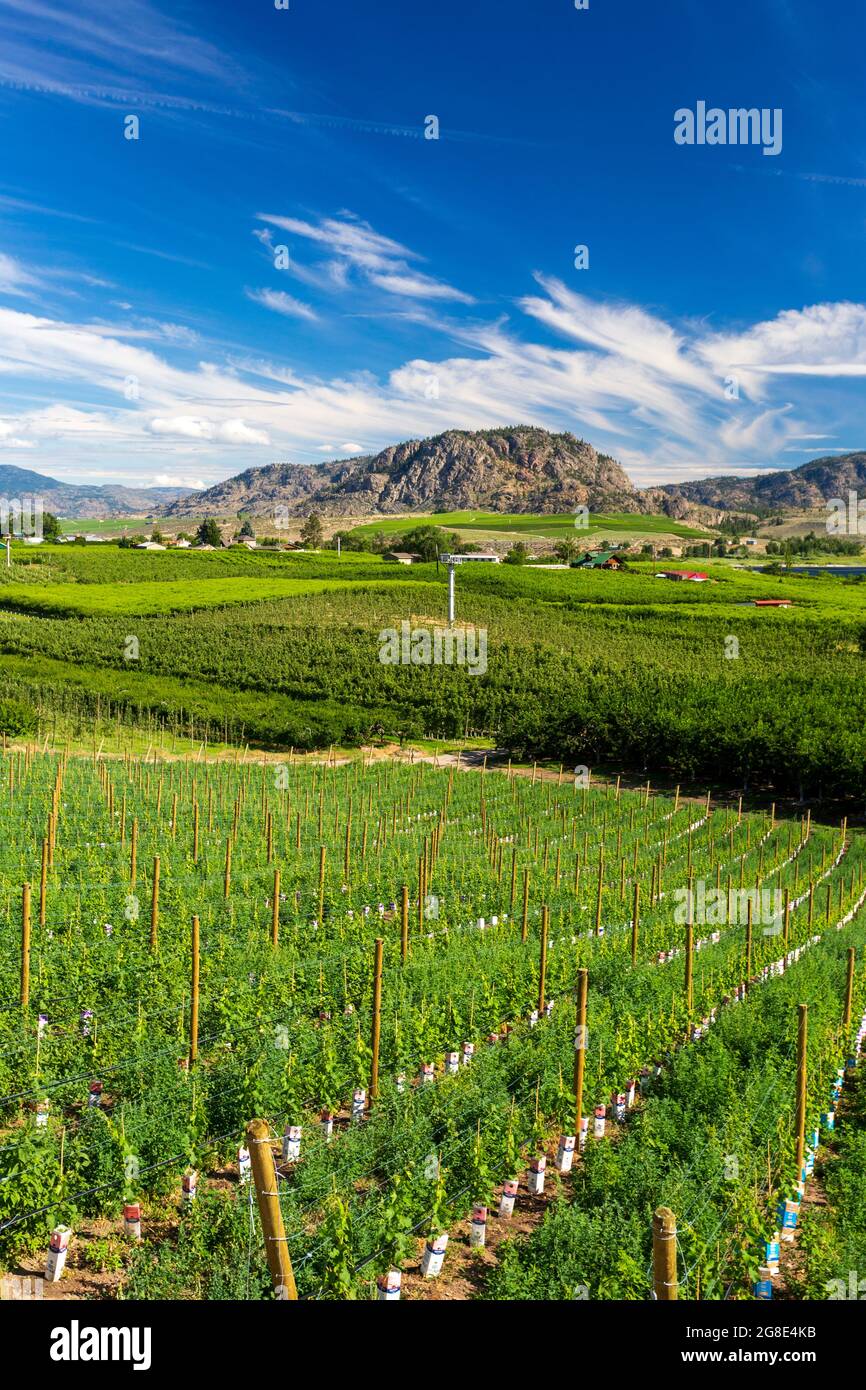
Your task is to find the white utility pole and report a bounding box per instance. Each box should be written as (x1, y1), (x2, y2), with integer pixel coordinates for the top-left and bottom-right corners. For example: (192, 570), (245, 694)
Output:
(442, 554), (457, 625)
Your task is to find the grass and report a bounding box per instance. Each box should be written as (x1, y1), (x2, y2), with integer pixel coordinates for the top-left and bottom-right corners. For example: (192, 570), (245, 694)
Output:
(0, 575), (396, 617)
(57, 517), (148, 535)
(349, 510), (714, 541)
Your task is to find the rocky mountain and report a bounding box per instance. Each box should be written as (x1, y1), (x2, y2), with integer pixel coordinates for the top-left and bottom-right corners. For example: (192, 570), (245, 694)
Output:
(161, 426), (643, 519)
(650, 452), (866, 515)
(20, 432), (862, 526)
(0, 464), (192, 519)
(159, 458), (370, 519)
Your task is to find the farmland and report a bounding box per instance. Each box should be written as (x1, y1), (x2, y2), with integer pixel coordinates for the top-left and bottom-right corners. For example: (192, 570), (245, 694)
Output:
(1, 542), (865, 1307)
(349, 509), (713, 547)
(2, 747), (865, 1302)
(0, 544), (864, 799)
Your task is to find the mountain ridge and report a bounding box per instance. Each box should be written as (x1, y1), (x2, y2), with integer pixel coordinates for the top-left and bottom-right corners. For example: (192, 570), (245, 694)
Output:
(0, 463), (192, 519)
(161, 426), (644, 520)
(4, 432), (864, 522)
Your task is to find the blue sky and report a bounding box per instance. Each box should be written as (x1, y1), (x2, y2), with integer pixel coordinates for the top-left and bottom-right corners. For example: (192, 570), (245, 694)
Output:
(0, 0), (865, 491)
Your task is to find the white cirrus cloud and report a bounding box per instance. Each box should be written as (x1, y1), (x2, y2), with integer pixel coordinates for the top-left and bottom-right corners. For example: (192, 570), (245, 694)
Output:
(0, 233), (864, 487)
(699, 301), (866, 391)
(245, 287), (318, 321)
(256, 211), (474, 305)
(0, 251), (41, 296)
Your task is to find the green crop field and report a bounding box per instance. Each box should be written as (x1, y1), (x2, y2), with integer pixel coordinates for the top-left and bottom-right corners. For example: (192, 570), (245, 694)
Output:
(350, 509), (713, 543)
(2, 750), (865, 1302)
(1, 542), (865, 1308)
(57, 518), (146, 536)
(0, 544), (864, 797)
(0, 575), (388, 619)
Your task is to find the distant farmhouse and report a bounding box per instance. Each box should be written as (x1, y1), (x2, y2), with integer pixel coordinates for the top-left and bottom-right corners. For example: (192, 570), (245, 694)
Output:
(384, 551), (423, 565)
(571, 551), (626, 570)
(655, 569), (710, 582)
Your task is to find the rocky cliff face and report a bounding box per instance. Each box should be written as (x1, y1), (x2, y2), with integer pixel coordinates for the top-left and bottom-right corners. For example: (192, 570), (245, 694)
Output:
(159, 429), (866, 523)
(162, 426), (643, 518)
(650, 452), (866, 513)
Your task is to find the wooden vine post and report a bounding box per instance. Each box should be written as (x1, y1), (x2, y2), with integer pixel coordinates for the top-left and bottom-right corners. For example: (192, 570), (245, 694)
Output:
(40, 837), (48, 928)
(594, 848), (604, 936)
(652, 1207), (678, 1300)
(574, 967), (588, 1138)
(400, 884), (409, 962)
(21, 881), (31, 1007)
(521, 868), (530, 943)
(150, 855), (160, 951)
(317, 845), (326, 925)
(631, 881), (640, 967)
(272, 869), (280, 948)
(130, 818), (138, 887)
(370, 937), (383, 1103)
(538, 905), (549, 1014)
(843, 947), (855, 1033)
(684, 877), (694, 1015)
(224, 838), (232, 900)
(783, 888), (790, 948)
(795, 1003), (808, 1185)
(246, 1118), (298, 1300)
(190, 914), (200, 1065)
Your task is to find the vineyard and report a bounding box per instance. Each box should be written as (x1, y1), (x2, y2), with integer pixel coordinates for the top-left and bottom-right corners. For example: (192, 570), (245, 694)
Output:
(2, 744), (865, 1302)
(0, 545), (865, 798)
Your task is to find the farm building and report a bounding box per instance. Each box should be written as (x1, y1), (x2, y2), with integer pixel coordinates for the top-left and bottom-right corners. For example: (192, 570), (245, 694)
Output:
(384, 551), (423, 564)
(655, 570), (709, 582)
(571, 551), (626, 570)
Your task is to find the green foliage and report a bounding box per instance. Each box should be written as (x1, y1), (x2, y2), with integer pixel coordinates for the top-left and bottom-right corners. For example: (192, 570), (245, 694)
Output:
(0, 695), (36, 737)
(300, 513), (323, 549)
(196, 518), (222, 548)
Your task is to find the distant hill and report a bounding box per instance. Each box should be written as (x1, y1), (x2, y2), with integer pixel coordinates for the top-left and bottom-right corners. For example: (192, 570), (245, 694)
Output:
(9, 435), (864, 525)
(649, 452), (866, 514)
(161, 426), (643, 519)
(0, 464), (192, 518)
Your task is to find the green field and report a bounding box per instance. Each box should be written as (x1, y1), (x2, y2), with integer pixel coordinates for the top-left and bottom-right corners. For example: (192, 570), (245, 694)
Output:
(0, 542), (864, 797)
(350, 509), (713, 543)
(2, 549), (866, 1307)
(0, 575), (386, 618)
(57, 517), (149, 535)
(1, 752), (864, 1302)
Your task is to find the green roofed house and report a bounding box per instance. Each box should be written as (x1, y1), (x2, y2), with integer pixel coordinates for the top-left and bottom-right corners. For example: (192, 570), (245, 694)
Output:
(570, 551), (626, 570)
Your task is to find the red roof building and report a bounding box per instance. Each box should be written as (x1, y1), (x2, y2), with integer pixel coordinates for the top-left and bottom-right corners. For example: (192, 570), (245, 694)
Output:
(655, 570), (710, 582)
